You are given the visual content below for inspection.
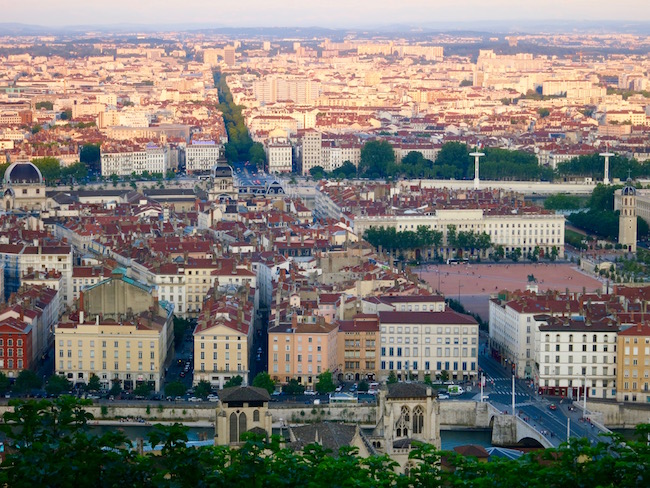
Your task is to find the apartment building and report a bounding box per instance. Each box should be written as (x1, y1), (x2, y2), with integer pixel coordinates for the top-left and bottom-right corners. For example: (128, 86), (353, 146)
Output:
(185, 141), (224, 174)
(101, 144), (168, 177)
(378, 310), (479, 382)
(265, 138), (293, 174)
(336, 314), (380, 382)
(54, 272), (174, 391)
(616, 324), (650, 403)
(267, 315), (338, 388)
(192, 292), (253, 388)
(300, 130), (322, 176)
(537, 317), (618, 399)
(489, 294), (582, 378)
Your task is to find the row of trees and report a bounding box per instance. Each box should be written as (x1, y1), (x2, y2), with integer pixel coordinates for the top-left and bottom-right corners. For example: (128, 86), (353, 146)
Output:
(363, 225), (491, 259)
(214, 70), (266, 167)
(2, 397), (650, 488)
(568, 184), (650, 240)
(347, 140), (650, 183)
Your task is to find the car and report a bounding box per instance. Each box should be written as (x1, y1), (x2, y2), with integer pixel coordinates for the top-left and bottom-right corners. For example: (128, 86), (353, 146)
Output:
(304, 390), (316, 395)
(272, 390), (282, 396)
(188, 396), (201, 402)
(179, 371), (186, 377)
(438, 394), (450, 399)
(549, 403), (557, 411)
(335, 386), (343, 392)
(207, 394), (219, 402)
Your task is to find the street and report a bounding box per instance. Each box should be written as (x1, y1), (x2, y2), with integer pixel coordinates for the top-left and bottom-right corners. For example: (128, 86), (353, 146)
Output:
(478, 350), (608, 447)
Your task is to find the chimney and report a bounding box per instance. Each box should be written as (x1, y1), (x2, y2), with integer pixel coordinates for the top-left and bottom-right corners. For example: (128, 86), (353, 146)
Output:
(79, 291), (85, 312)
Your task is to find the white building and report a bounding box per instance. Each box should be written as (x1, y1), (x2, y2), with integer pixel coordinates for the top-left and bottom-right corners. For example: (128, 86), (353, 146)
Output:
(101, 145), (168, 177)
(378, 310), (479, 382)
(266, 138), (293, 174)
(185, 141), (224, 174)
(537, 317), (618, 400)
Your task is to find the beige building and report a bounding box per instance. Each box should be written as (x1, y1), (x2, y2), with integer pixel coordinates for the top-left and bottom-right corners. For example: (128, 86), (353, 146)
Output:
(617, 179), (637, 253)
(336, 314), (380, 382)
(616, 324), (650, 403)
(54, 271), (174, 391)
(268, 314), (338, 389)
(300, 130), (322, 176)
(192, 292), (253, 388)
(215, 386), (273, 445)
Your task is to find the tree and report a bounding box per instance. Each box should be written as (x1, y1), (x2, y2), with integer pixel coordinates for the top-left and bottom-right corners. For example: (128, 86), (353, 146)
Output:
(315, 370), (336, 394)
(110, 174), (119, 187)
(134, 382), (153, 398)
(86, 374), (101, 392)
(358, 380), (369, 392)
(309, 165), (326, 180)
(252, 372), (275, 394)
(109, 381), (122, 397)
(0, 372), (10, 394)
(387, 371), (398, 384)
(32, 156), (62, 185)
(165, 381), (186, 398)
(435, 142), (470, 179)
(60, 109), (72, 120)
(331, 160), (357, 179)
(35, 101), (53, 110)
(14, 370), (42, 393)
(537, 107), (550, 118)
(45, 375), (72, 397)
(224, 375), (243, 388)
(359, 140), (395, 178)
(173, 317), (192, 347)
(282, 379), (305, 395)
(249, 142), (267, 168)
(194, 380), (212, 399)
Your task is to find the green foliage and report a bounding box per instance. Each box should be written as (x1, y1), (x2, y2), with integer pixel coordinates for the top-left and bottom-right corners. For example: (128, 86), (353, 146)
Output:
(45, 374), (72, 397)
(0, 372), (10, 394)
(479, 147), (553, 181)
(109, 381), (122, 397)
(558, 153), (647, 180)
(214, 70), (266, 167)
(60, 109), (72, 120)
(309, 165), (326, 179)
(387, 371), (398, 384)
(2, 399), (650, 488)
(459, 79), (473, 87)
(358, 380), (369, 392)
(86, 374), (101, 392)
(35, 101), (53, 110)
(282, 378), (305, 395)
(434, 141), (471, 179)
(537, 107), (550, 118)
(80, 144), (101, 173)
(359, 140), (395, 178)
(396, 151), (435, 179)
(315, 370), (336, 394)
(224, 375), (244, 389)
(364, 225), (444, 255)
(14, 370), (42, 393)
(544, 194), (583, 210)
(332, 161), (357, 179)
(134, 382), (153, 398)
(194, 380), (212, 399)
(164, 381), (186, 398)
(252, 372), (275, 394)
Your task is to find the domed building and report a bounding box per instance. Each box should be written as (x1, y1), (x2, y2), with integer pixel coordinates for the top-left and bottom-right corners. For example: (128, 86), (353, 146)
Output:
(2, 160), (46, 211)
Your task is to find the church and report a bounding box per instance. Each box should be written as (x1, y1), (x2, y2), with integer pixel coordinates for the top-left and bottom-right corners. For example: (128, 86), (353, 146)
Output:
(2, 160), (47, 212)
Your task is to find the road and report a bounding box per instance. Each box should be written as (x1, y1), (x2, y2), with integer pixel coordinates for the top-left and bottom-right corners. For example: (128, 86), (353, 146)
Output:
(478, 350), (607, 447)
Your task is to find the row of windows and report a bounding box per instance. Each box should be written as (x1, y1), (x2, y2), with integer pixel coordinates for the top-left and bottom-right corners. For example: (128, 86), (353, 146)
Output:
(380, 360), (476, 372)
(59, 350), (155, 359)
(0, 349), (23, 357)
(382, 346), (476, 358)
(58, 340), (156, 348)
(0, 359), (23, 369)
(0, 339), (23, 347)
(58, 360), (156, 371)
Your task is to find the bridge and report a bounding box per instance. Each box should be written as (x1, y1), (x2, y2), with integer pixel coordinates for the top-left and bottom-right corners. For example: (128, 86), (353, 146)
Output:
(486, 402), (553, 448)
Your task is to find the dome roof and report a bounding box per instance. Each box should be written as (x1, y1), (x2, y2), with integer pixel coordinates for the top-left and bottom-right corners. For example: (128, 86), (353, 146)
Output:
(213, 162), (233, 178)
(622, 178), (636, 196)
(4, 161), (43, 185)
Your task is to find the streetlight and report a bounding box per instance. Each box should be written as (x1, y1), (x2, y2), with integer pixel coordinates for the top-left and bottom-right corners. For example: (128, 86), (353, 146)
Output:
(458, 282), (463, 303)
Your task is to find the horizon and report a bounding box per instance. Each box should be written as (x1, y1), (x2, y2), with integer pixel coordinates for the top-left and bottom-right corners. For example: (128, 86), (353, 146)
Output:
(4, 1), (650, 30)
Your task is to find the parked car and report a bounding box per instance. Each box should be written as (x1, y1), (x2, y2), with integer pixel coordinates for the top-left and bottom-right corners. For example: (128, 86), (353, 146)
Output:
(207, 394), (219, 402)
(304, 390), (316, 395)
(188, 396), (201, 402)
(549, 403), (557, 411)
(438, 393), (450, 399)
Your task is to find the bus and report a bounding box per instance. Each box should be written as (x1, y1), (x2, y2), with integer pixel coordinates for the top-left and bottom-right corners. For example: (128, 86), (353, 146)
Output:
(447, 258), (469, 265)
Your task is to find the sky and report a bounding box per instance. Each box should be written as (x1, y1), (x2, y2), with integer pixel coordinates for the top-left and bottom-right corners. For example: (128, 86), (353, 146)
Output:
(5, 0), (650, 28)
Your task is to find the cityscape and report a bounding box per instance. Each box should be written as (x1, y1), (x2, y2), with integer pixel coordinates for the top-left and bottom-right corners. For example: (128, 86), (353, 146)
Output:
(1, 2), (650, 486)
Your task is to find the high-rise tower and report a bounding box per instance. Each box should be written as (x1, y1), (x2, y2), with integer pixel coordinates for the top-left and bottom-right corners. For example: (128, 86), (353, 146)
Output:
(618, 177), (637, 253)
